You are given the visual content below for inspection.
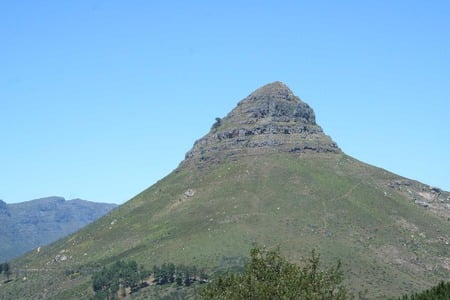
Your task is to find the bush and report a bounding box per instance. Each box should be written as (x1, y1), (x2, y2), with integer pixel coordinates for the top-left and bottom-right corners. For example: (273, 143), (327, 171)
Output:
(201, 247), (348, 300)
(398, 281), (450, 300)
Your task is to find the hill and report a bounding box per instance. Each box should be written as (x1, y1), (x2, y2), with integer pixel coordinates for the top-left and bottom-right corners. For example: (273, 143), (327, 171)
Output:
(0, 82), (449, 299)
(0, 197), (117, 262)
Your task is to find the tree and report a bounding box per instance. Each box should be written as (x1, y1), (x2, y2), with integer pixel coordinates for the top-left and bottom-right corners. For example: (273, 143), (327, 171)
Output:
(153, 265), (161, 284)
(167, 262), (176, 283)
(398, 281), (450, 300)
(92, 266), (119, 300)
(176, 271), (184, 286)
(122, 260), (140, 290)
(201, 247), (348, 300)
(139, 264), (148, 285)
(2, 263), (11, 281)
(184, 268), (192, 287)
(92, 260), (146, 299)
(211, 117), (222, 130)
(160, 263), (169, 285)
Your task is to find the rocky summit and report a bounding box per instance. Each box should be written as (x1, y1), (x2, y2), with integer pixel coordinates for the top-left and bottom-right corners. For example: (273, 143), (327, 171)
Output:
(184, 82), (340, 165)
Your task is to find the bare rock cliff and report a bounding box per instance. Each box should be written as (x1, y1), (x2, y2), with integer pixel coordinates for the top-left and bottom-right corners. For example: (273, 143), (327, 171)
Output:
(184, 81), (340, 165)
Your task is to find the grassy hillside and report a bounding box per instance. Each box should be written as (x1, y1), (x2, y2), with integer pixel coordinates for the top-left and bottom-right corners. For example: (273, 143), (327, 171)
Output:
(2, 152), (449, 299)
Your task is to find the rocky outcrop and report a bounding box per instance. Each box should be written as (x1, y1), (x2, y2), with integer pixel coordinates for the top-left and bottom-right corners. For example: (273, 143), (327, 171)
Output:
(388, 180), (450, 221)
(184, 82), (340, 165)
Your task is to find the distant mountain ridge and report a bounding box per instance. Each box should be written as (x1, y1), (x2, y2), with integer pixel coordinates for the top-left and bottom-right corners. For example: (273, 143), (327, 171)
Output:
(0, 197), (116, 262)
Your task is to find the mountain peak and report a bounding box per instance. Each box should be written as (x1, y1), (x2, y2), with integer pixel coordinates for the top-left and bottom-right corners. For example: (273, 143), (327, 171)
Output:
(246, 81), (294, 101)
(184, 82), (340, 165)
(234, 81), (316, 125)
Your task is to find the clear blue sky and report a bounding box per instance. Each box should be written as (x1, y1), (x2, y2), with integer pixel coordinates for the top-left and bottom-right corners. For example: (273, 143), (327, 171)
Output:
(1, 1), (449, 204)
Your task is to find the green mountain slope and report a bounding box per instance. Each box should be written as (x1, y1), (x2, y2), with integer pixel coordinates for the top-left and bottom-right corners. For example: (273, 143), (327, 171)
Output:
(1, 82), (448, 299)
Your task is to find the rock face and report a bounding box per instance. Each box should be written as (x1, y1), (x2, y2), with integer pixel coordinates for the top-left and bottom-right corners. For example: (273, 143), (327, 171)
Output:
(388, 180), (450, 221)
(184, 82), (340, 164)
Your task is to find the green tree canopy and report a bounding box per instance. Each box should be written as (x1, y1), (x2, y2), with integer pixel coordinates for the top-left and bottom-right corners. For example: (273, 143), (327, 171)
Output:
(201, 247), (348, 300)
(1, 263), (11, 281)
(398, 281), (450, 300)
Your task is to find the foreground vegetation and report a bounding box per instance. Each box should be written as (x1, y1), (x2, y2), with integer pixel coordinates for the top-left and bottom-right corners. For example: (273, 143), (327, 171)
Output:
(92, 260), (207, 299)
(200, 247), (450, 300)
(90, 247), (448, 299)
(89, 247), (349, 299)
(0, 262), (11, 281)
(397, 281), (450, 300)
(2, 246), (449, 299)
(201, 247), (348, 300)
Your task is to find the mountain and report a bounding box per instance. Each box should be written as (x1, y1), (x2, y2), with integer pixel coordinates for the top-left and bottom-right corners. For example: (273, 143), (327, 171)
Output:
(1, 82), (449, 299)
(0, 197), (117, 262)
